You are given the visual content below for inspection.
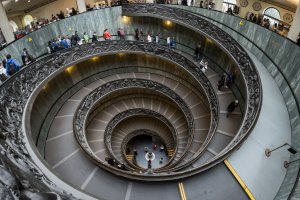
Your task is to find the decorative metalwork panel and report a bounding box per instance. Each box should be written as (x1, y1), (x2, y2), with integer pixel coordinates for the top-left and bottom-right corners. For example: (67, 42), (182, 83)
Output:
(122, 3), (262, 161)
(104, 108), (178, 157)
(73, 79), (194, 165)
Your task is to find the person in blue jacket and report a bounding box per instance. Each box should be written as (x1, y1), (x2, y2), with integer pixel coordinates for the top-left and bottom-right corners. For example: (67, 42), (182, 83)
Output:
(5, 54), (20, 76)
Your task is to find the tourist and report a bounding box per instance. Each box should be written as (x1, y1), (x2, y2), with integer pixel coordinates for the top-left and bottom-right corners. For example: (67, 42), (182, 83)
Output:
(225, 72), (235, 88)
(226, 100), (239, 117)
(71, 8), (78, 16)
(153, 144), (157, 150)
(92, 32), (98, 42)
(160, 144), (165, 152)
(58, 10), (65, 20)
(117, 28), (125, 40)
(171, 37), (176, 48)
(200, 58), (208, 73)
(167, 36), (171, 48)
(0, 61), (7, 83)
(227, 7), (233, 15)
(200, 1), (203, 8)
(252, 14), (257, 23)
(159, 157), (164, 164)
(194, 44), (201, 61)
(103, 29), (111, 40)
(147, 33), (152, 42)
(155, 33), (160, 44)
(135, 28), (140, 41)
(133, 148), (137, 156)
(217, 74), (226, 91)
(297, 33), (300, 46)
(5, 54), (20, 76)
(21, 48), (34, 65)
(83, 32), (89, 43)
(144, 146), (149, 153)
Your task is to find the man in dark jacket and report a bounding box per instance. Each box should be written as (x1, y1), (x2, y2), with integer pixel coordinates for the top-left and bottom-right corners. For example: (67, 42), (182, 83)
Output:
(6, 54), (20, 76)
(226, 100), (239, 117)
(21, 48), (34, 65)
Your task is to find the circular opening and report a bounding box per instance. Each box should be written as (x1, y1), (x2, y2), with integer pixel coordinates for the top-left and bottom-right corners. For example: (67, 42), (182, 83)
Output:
(126, 134), (170, 170)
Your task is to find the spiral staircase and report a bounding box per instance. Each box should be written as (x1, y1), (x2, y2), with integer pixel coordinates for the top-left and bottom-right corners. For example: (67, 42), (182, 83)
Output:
(0, 4), (297, 200)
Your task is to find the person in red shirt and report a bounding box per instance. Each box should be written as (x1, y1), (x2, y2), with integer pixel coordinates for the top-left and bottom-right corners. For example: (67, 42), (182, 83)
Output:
(103, 29), (111, 40)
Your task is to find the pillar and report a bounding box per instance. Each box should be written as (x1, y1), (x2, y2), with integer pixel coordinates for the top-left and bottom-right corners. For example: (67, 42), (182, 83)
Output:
(76, 0), (87, 13)
(0, 2), (14, 43)
(214, 0), (223, 11)
(288, 1), (300, 41)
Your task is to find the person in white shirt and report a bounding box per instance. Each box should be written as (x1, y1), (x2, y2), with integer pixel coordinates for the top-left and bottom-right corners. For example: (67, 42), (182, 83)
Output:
(147, 34), (152, 43)
(167, 36), (171, 48)
(200, 59), (208, 73)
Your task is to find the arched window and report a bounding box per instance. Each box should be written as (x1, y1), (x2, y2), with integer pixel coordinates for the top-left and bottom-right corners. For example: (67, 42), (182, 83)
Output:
(264, 7), (281, 19)
(263, 7), (281, 26)
(23, 15), (34, 28)
(223, 0), (237, 13)
(9, 20), (18, 32)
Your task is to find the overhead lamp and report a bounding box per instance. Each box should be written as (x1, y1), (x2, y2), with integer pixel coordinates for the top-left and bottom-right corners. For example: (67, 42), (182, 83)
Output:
(265, 143), (298, 157)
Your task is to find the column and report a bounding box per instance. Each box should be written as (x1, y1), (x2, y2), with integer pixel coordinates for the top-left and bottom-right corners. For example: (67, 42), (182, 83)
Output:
(0, 2), (14, 43)
(288, 1), (300, 41)
(214, 0), (223, 11)
(76, 0), (87, 13)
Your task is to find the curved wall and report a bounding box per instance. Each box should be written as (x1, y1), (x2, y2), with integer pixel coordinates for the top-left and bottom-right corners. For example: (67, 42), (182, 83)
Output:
(169, 5), (300, 200)
(0, 7), (123, 64)
(1, 4), (296, 198)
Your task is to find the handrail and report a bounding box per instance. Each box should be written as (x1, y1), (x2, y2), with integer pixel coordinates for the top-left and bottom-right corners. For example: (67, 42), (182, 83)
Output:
(122, 2), (261, 167)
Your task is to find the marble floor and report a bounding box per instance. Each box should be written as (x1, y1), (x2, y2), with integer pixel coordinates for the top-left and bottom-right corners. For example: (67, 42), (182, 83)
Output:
(127, 135), (170, 169)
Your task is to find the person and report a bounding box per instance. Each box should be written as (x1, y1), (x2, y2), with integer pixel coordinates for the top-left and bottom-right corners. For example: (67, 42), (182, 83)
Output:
(105, 157), (116, 166)
(117, 28), (125, 40)
(60, 37), (69, 49)
(171, 37), (176, 48)
(252, 14), (257, 23)
(217, 74), (226, 91)
(153, 144), (157, 150)
(159, 157), (164, 164)
(21, 48), (34, 65)
(83, 32), (89, 43)
(200, 1), (203, 8)
(92, 32), (98, 42)
(133, 148), (137, 156)
(194, 44), (201, 61)
(0, 61), (7, 83)
(225, 72), (235, 88)
(5, 54), (20, 76)
(227, 7), (233, 15)
(200, 58), (208, 73)
(71, 7), (78, 16)
(155, 34), (160, 44)
(103, 29), (111, 40)
(297, 33), (300, 46)
(135, 28), (140, 41)
(147, 33), (152, 42)
(58, 10), (65, 19)
(272, 23), (278, 32)
(160, 144), (165, 152)
(167, 36), (171, 48)
(226, 100), (239, 117)
(148, 159), (151, 168)
(144, 146), (149, 153)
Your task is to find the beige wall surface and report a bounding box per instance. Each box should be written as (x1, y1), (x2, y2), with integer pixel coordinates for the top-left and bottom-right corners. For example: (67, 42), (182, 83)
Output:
(236, 0), (295, 23)
(28, 0), (77, 20)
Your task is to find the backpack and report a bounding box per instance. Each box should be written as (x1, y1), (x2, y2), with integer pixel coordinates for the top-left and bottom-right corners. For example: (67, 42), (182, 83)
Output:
(7, 62), (18, 76)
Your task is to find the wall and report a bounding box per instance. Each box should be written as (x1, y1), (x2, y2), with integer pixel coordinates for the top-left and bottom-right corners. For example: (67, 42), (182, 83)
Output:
(169, 6), (300, 200)
(27, 0), (77, 20)
(9, 16), (23, 28)
(236, 0), (295, 23)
